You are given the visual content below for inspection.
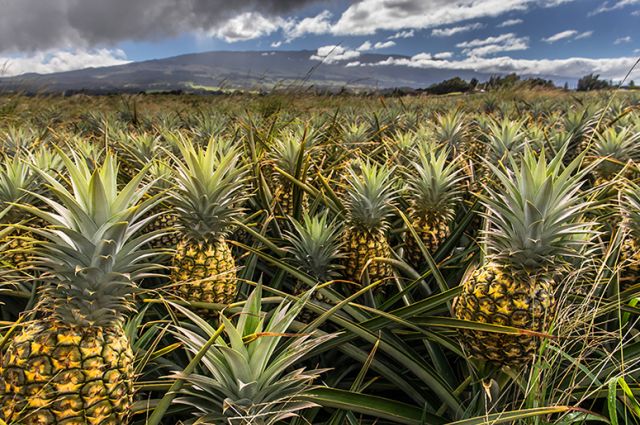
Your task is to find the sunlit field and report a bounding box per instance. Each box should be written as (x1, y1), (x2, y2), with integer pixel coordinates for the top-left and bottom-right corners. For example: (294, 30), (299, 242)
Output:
(0, 88), (639, 424)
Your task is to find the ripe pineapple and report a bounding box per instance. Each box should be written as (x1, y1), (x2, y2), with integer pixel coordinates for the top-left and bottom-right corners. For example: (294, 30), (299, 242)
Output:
(404, 145), (465, 267)
(283, 212), (343, 320)
(169, 135), (248, 305)
(341, 160), (397, 288)
(620, 180), (640, 292)
(454, 148), (591, 364)
(0, 153), (161, 424)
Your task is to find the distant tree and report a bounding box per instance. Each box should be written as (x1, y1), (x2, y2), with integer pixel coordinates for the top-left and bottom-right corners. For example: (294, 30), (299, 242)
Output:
(577, 73), (610, 91)
(425, 77), (471, 95)
(563, 82), (569, 90)
(630, 80), (636, 87)
(469, 78), (479, 90)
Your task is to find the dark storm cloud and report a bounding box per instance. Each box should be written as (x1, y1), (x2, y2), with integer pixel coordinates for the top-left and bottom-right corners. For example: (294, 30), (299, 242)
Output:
(0, 0), (322, 52)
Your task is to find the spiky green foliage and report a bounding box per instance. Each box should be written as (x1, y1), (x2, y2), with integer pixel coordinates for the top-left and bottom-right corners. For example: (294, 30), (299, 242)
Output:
(343, 160), (397, 231)
(481, 148), (592, 273)
(0, 154), (38, 223)
(405, 145), (465, 220)
(484, 117), (527, 162)
(622, 180), (640, 240)
(20, 152), (163, 327)
(588, 127), (640, 180)
(169, 134), (248, 241)
(283, 212), (344, 282)
(172, 285), (334, 424)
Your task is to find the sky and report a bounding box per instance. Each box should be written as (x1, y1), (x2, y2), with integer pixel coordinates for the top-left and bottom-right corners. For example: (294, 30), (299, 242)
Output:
(0, 0), (639, 81)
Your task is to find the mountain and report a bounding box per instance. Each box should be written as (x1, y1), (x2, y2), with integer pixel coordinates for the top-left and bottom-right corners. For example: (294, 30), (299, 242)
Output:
(0, 50), (497, 94)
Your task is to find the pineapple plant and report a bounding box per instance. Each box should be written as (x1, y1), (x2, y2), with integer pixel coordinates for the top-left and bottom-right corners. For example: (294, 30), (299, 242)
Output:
(341, 160), (397, 288)
(0, 153), (162, 424)
(404, 145), (465, 267)
(587, 127), (640, 186)
(619, 180), (640, 292)
(168, 135), (249, 305)
(171, 284), (333, 424)
(283, 212), (344, 320)
(266, 130), (311, 218)
(0, 154), (41, 270)
(454, 148), (591, 364)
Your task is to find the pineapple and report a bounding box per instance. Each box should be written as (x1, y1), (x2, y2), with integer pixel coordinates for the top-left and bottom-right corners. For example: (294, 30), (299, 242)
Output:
(454, 148), (591, 364)
(283, 212), (343, 320)
(169, 135), (248, 305)
(114, 130), (164, 180)
(171, 284), (333, 423)
(341, 160), (397, 288)
(588, 127), (640, 186)
(404, 145), (465, 267)
(0, 154), (40, 270)
(266, 130), (310, 218)
(0, 153), (162, 424)
(620, 180), (640, 292)
(140, 160), (179, 250)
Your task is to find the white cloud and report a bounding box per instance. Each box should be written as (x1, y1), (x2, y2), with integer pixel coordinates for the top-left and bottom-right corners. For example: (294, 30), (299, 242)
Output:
(590, 0), (640, 15)
(283, 10), (333, 41)
(542, 30), (578, 43)
(357, 41), (372, 51)
(615, 36), (632, 44)
(310, 45), (361, 64)
(271, 41), (282, 48)
(349, 53), (640, 80)
(330, 0), (576, 36)
(574, 31), (594, 40)
(208, 12), (284, 42)
(374, 40), (396, 49)
(388, 30), (415, 39)
(357, 40), (396, 51)
(498, 18), (524, 27)
(633, 9), (640, 15)
(434, 51), (454, 59)
(0, 48), (129, 77)
(432, 23), (485, 37)
(457, 33), (529, 57)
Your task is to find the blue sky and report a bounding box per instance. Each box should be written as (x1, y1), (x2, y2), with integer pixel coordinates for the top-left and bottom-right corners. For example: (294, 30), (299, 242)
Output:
(1, 0), (638, 80)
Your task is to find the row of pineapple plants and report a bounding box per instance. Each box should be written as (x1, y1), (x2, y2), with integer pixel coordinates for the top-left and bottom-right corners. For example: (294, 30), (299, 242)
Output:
(0, 90), (638, 424)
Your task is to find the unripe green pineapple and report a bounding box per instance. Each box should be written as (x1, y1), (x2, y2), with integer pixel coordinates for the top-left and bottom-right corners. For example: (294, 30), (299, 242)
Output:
(0, 153), (162, 424)
(404, 144), (465, 267)
(168, 134), (249, 306)
(341, 160), (397, 289)
(454, 148), (592, 364)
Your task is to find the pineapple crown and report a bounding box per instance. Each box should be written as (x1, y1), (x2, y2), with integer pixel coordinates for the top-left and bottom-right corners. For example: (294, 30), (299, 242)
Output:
(343, 160), (397, 231)
(589, 127), (640, 178)
(116, 131), (164, 167)
(170, 134), (249, 240)
(622, 180), (640, 240)
(269, 131), (309, 176)
(485, 117), (527, 161)
(406, 145), (465, 221)
(0, 154), (39, 223)
(481, 147), (593, 274)
(434, 110), (467, 151)
(20, 151), (164, 327)
(172, 284), (333, 424)
(283, 211), (344, 282)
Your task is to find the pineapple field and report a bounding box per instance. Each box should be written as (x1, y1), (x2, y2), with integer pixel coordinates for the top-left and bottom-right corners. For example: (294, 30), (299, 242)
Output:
(0, 89), (639, 425)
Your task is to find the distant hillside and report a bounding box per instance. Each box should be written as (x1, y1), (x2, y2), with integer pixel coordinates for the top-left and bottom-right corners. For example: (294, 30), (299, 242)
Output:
(0, 50), (503, 94)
